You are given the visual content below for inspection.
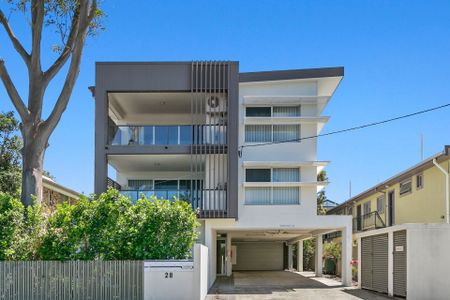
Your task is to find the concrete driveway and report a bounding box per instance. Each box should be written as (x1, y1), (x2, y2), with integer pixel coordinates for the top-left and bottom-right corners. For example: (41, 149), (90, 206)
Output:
(206, 271), (393, 300)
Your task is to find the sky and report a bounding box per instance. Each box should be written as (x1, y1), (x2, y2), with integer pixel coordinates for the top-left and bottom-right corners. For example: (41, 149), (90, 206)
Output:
(0, 0), (449, 203)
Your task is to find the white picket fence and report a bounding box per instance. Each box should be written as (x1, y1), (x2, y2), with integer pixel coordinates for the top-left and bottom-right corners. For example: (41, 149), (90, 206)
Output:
(0, 260), (143, 300)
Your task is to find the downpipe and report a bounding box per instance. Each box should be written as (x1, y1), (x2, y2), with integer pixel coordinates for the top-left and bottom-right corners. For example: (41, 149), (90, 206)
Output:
(433, 159), (450, 224)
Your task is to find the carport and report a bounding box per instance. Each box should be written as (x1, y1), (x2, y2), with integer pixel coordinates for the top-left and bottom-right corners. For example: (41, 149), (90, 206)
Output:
(213, 227), (352, 284)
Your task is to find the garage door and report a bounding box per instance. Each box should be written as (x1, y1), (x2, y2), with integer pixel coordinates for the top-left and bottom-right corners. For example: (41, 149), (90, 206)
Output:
(393, 230), (407, 297)
(232, 242), (283, 271)
(361, 233), (388, 294)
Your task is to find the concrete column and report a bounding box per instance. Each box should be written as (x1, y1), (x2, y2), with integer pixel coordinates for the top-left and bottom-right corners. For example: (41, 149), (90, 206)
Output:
(288, 244), (293, 270)
(315, 234), (323, 276)
(226, 234), (232, 276)
(341, 226), (352, 287)
(297, 240), (304, 272)
(387, 231), (394, 296)
(204, 222), (216, 289)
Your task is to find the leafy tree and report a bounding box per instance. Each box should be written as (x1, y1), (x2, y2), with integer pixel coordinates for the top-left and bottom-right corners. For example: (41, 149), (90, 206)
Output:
(0, 111), (22, 198)
(317, 170), (328, 215)
(0, 0), (104, 206)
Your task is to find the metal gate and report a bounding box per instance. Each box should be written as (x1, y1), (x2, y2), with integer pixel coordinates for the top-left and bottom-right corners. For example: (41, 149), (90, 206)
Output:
(393, 230), (407, 297)
(361, 233), (388, 294)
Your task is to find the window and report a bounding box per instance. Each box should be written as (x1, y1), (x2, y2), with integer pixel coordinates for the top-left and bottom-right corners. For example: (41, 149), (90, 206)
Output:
(245, 187), (299, 205)
(347, 206), (353, 216)
(179, 126), (192, 144)
(363, 202), (371, 215)
(245, 124), (300, 143)
(128, 180), (153, 190)
(245, 169), (271, 182)
(377, 195), (385, 214)
(273, 125), (300, 142)
(155, 126), (178, 144)
(245, 125), (271, 143)
(272, 168), (300, 182)
(273, 106), (301, 117)
(416, 174), (423, 190)
(399, 179), (412, 196)
(246, 107), (271, 117)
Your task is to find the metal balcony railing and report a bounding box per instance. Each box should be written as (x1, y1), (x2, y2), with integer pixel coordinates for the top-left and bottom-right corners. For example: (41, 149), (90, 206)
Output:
(109, 125), (227, 146)
(353, 211), (386, 232)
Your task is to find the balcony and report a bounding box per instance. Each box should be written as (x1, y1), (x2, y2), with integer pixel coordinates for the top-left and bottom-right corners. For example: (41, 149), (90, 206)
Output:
(353, 211), (386, 233)
(107, 178), (228, 217)
(109, 125), (227, 146)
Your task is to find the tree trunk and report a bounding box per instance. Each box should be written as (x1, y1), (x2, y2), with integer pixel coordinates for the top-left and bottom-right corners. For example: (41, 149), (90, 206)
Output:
(20, 125), (46, 206)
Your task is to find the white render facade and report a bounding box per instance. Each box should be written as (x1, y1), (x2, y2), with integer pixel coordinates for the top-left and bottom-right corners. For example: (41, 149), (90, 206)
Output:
(93, 62), (352, 289)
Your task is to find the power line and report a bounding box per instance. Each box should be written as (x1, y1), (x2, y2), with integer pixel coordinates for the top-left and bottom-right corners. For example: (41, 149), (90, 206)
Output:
(239, 103), (450, 151)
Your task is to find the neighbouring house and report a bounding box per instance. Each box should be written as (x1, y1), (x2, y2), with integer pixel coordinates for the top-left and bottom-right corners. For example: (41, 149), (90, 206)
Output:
(326, 146), (450, 297)
(91, 62), (353, 288)
(42, 175), (81, 208)
(328, 145), (450, 234)
(323, 199), (339, 211)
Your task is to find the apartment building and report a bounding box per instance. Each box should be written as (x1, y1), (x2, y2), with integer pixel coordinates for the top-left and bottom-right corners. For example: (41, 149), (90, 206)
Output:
(93, 62), (352, 287)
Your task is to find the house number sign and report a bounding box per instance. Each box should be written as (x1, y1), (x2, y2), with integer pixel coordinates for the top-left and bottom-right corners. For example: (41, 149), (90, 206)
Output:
(164, 272), (174, 278)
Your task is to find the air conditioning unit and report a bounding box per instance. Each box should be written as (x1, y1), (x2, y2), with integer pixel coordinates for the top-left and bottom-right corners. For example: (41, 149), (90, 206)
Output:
(206, 94), (226, 112)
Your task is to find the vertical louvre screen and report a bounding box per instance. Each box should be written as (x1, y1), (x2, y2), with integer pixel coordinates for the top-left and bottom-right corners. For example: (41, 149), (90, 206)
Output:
(191, 61), (230, 218)
(273, 168), (300, 182)
(245, 125), (271, 143)
(273, 125), (300, 142)
(273, 106), (300, 117)
(273, 187), (299, 204)
(245, 187), (271, 205)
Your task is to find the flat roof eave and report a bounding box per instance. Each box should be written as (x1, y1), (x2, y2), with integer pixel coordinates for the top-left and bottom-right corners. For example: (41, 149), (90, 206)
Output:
(239, 66), (344, 83)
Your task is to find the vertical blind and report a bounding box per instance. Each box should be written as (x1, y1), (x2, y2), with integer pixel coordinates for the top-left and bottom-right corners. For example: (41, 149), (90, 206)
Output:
(245, 125), (300, 143)
(245, 125), (272, 143)
(272, 168), (300, 182)
(245, 187), (300, 205)
(273, 187), (299, 204)
(245, 187), (271, 205)
(273, 125), (300, 142)
(273, 106), (301, 117)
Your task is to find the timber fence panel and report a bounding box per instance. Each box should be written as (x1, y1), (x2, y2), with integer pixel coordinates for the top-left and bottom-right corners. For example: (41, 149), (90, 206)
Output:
(0, 261), (143, 300)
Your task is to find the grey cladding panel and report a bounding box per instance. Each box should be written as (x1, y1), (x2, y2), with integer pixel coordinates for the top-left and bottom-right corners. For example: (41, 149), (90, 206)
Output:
(232, 242), (283, 271)
(393, 230), (407, 297)
(361, 234), (388, 294)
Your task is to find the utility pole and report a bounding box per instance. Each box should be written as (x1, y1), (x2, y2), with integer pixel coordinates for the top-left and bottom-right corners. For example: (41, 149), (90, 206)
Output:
(420, 133), (424, 161)
(349, 180), (352, 198)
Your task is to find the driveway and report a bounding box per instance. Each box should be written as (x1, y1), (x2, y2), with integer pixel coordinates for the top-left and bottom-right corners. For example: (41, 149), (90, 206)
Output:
(206, 271), (393, 300)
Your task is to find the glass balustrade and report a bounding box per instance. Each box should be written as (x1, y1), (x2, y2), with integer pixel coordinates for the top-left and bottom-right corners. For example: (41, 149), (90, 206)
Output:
(110, 125), (227, 146)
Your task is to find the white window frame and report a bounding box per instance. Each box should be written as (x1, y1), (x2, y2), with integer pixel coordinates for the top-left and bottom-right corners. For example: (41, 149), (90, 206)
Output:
(244, 124), (301, 144)
(376, 195), (385, 214)
(399, 178), (412, 196)
(416, 173), (424, 190)
(363, 201), (371, 215)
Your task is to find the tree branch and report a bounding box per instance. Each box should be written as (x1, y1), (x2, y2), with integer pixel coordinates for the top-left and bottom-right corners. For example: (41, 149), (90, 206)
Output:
(42, 0), (96, 137)
(43, 13), (80, 83)
(30, 0), (44, 74)
(0, 59), (29, 121)
(0, 9), (31, 67)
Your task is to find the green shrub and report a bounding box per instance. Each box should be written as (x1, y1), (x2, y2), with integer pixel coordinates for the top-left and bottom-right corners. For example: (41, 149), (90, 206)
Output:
(0, 193), (24, 260)
(38, 189), (199, 260)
